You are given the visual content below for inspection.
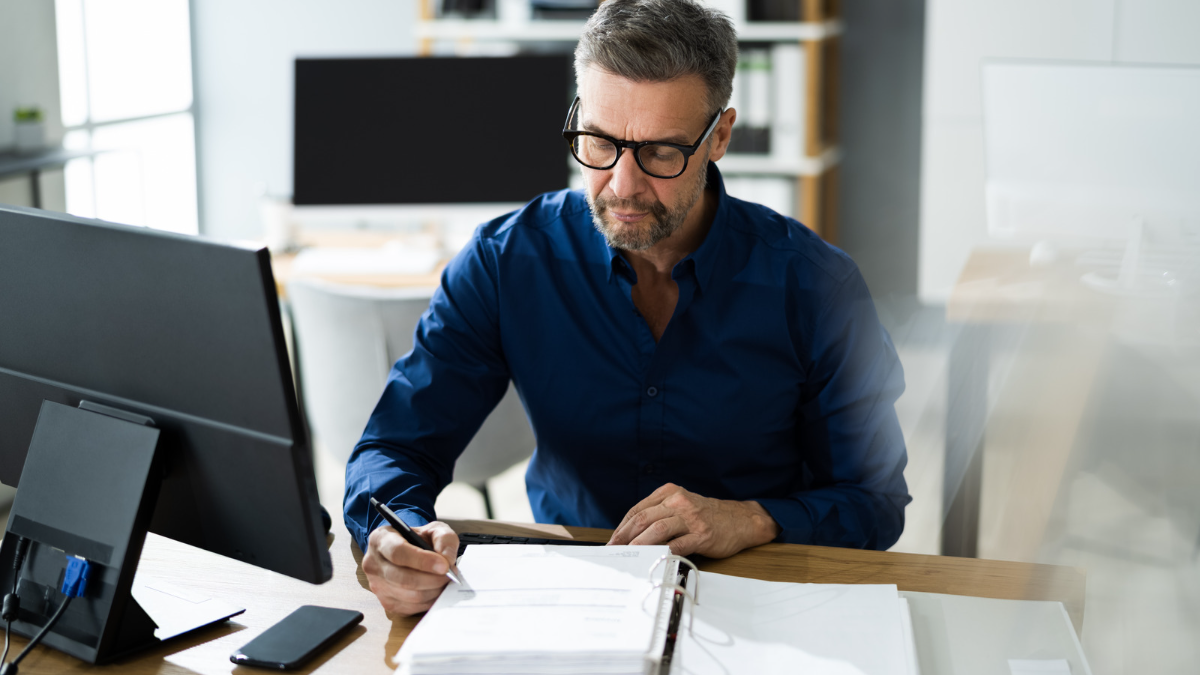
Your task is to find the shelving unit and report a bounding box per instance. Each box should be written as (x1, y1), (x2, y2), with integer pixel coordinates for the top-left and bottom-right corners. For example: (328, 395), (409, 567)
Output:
(416, 19), (841, 42)
(414, 0), (843, 242)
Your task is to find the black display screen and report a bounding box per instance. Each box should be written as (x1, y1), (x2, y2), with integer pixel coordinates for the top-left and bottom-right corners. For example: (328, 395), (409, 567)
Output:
(293, 55), (573, 205)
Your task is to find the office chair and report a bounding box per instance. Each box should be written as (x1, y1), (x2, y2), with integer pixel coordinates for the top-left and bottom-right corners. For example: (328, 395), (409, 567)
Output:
(286, 277), (535, 518)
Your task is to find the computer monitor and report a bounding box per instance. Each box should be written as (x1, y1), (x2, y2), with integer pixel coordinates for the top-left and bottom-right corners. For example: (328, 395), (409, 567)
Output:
(292, 54), (574, 206)
(0, 204), (331, 662)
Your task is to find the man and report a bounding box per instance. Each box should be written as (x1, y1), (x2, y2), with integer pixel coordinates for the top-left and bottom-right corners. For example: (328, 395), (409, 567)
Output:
(345, 0), (910, 616)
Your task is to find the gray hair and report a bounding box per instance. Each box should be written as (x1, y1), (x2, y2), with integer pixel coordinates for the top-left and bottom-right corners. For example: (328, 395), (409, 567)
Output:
(574, 0), (738, 117)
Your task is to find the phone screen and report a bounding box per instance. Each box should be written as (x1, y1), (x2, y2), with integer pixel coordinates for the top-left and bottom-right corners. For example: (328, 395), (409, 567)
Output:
(230, 605), (364, 669)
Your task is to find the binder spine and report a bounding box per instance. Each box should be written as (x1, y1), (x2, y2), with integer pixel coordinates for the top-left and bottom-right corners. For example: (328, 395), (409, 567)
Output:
(647, 554), (700, 675)
(645, 558), (679, 674)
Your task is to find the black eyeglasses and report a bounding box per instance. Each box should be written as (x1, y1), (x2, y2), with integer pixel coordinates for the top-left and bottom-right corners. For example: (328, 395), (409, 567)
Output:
(561, 96), (723, 179)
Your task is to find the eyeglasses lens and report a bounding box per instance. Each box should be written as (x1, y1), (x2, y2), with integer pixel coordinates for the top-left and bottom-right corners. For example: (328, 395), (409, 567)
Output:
(571, 135), (617, 169)
(636, 144), (686, 178)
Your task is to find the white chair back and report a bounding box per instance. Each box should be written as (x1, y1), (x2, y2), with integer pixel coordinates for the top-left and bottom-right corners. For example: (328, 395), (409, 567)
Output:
(286, 277), (534, 490)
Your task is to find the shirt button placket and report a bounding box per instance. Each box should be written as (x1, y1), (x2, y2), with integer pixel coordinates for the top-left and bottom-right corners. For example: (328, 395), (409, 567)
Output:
(638, 382), (664, 496)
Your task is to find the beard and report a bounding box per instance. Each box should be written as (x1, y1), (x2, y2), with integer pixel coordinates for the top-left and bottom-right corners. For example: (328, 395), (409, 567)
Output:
(586, 161), (708, 252)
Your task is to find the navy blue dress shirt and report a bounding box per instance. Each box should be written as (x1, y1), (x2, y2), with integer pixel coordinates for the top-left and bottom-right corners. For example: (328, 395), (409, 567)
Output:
(344, 163), (910, 553)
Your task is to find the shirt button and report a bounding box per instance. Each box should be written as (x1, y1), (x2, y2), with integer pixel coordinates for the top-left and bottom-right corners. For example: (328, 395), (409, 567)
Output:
(643, 463), (657, 474)
(646, 386), (658, 397)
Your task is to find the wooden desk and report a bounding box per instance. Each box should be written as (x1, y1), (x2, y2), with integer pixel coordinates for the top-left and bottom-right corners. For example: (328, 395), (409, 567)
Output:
(7, 517), (1085, 674)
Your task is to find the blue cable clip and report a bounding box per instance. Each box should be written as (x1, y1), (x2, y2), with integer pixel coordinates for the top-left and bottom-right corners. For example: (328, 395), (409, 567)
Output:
(61, 556), (91, 598)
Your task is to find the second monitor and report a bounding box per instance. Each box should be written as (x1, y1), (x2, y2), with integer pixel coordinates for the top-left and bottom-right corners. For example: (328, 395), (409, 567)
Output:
(293, 54), (574, 206)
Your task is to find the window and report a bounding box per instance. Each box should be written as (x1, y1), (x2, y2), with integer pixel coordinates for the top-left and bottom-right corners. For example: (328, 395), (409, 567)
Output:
(56, 0), (198, 234)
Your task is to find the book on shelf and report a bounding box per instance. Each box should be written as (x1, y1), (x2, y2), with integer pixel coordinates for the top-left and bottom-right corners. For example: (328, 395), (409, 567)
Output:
(530, 0), (598, 20)
(727, 43), (806, 160)
(770, 42), (805, 161)
(746, 0), (803, 22)
(438, 0), (495, 19)
(729, 46), (772, 154)
(394, 544), (916, 675)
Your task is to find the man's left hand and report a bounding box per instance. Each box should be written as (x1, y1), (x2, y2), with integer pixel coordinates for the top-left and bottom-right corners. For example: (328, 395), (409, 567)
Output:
(607, 483), (782, 558)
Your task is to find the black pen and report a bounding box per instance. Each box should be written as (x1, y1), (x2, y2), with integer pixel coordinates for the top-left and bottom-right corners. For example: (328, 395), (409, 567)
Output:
(370, 498), (465, 585)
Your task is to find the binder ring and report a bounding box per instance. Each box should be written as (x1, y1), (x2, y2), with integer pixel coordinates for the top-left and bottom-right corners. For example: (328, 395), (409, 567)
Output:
(648, 554), (700, 605)
(641, 580), (698, 635)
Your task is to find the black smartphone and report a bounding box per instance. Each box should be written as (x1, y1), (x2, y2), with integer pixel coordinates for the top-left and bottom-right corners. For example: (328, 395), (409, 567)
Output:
(230, 605), (364, 669)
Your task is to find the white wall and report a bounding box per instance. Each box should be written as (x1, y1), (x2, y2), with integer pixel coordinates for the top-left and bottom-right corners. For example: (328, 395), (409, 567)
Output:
(918, 0), (1200, 302)
(0, 0), (66, 212)
(191, 0), (418, 240)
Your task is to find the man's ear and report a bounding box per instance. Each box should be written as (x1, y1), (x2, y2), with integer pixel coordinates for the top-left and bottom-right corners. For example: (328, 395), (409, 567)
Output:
(707, 108), (738, 163)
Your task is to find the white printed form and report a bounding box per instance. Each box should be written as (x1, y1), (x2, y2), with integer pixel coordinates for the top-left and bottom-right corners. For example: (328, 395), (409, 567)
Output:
(397, 544), (674, 675)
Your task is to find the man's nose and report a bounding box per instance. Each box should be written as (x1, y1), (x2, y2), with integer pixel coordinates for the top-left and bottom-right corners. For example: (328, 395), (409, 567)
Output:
(607, 148), (646, 200)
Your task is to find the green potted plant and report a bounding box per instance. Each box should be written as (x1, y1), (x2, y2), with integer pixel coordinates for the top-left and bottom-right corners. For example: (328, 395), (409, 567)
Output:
(13, 106), (46, 154)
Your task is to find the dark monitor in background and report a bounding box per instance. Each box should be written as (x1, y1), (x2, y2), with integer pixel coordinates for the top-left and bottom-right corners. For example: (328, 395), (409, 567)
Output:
(292, 55), (574, 206)
(0, 204), (330, 663)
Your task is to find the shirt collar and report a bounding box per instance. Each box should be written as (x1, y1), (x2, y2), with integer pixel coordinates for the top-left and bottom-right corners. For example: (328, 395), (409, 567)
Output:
(599, 161), (730, 293)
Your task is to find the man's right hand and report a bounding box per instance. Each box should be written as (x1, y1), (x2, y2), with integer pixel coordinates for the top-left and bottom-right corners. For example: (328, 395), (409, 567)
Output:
(361, 520), (460, 616)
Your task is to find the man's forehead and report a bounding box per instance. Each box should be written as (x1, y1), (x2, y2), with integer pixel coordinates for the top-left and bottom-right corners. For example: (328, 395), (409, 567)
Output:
(578, 69), (709, 141)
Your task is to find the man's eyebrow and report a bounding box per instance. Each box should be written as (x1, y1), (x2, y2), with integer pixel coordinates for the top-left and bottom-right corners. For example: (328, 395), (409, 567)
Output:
(579, 120), (693, 145)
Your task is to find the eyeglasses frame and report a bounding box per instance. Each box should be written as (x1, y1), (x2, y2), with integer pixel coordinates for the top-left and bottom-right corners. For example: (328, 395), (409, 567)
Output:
(561, 96), (724, 179)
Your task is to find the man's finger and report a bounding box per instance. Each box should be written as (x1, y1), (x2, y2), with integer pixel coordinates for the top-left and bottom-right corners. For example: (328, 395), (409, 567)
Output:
(610, 503), (675, 545)
(376, 527), (450, 575)
(424, 524), (461, 566)
(609, 483), (680, 543)
(377, 557), (452, 592)
(666, 533), (704, 557)
(629, 515), (688, 546)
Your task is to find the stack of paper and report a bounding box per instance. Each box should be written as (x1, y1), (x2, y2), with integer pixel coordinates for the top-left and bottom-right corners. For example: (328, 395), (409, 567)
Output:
(396, 545), (675, 675)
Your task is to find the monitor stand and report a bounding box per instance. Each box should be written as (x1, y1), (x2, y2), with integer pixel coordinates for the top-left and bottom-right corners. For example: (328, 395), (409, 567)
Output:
(0, 400), (243, 664)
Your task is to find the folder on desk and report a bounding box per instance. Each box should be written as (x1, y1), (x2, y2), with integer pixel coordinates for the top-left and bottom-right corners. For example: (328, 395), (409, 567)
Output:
(395, 545), (917, 675)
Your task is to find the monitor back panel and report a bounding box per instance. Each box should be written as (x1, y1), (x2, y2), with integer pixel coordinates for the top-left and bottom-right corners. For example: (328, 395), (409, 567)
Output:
(0, 205), (330, 583)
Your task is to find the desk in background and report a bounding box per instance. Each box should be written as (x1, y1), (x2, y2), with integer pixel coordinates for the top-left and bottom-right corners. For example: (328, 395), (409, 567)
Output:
(271, 230), (450, 297)
(3, 515), (1085, 674)
(942, 248), (1116, 559)
(0, 148), (100, 210)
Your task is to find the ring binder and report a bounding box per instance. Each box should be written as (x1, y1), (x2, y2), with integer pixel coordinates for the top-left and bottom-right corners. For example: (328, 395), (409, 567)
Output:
(644, 580), (698, 635)
(648, 554), (701, 604)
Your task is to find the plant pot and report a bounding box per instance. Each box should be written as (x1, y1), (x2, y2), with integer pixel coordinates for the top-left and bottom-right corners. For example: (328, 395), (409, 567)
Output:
(14, 121), (46, 154)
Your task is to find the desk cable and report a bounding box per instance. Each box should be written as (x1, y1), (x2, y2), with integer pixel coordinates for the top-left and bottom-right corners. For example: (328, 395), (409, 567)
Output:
(0, 539), (91, 675)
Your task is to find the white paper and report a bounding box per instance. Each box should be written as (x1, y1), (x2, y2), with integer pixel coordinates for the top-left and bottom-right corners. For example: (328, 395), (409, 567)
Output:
(671, 575), (909, 675)
(898, 598), (921, 675)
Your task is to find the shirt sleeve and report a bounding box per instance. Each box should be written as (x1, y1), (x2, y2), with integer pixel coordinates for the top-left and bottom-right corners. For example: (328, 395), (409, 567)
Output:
(343, 231), (512, 552)
(754, 266), (911, 550)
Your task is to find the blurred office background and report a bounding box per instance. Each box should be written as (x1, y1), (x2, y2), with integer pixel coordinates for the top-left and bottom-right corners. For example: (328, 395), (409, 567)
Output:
(3, 1), (1200, 673)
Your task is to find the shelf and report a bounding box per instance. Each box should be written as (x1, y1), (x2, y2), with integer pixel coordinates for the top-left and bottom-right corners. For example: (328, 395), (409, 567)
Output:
(717, 146), (841, 177)
(416, 18), (842, 42)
